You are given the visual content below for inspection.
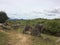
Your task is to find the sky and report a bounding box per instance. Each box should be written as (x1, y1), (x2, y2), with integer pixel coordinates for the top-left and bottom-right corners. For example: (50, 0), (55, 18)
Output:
(0, 0), (60, 19)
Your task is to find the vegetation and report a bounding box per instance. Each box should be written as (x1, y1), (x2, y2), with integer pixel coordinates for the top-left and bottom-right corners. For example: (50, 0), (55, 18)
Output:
(0, 18), (60, 45)
(7, 18), (60, 36)
(0, 11), (9, 23)
(44, 20), (60, 35)
(0, 31), (9, 45)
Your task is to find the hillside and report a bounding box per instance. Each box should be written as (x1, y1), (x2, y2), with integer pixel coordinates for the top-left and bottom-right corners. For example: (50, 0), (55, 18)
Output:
(0, 18), (60, 45)
(7, 18), (60, 35)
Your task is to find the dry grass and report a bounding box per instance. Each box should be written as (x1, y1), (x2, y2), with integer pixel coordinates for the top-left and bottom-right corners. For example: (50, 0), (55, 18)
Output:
(0, 30), (32, 45)
(0, 29), (60, 45)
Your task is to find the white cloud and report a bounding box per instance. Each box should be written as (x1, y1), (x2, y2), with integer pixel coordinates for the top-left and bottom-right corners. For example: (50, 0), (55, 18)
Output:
(0, 0), (60, 19)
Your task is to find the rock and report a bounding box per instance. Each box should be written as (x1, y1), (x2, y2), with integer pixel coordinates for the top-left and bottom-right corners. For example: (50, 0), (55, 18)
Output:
(23, 25), (32, 34)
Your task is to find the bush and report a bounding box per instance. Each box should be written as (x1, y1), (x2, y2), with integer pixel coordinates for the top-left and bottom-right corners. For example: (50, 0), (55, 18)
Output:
(0, 11), (9, 23)
(7, 19), (60, 36)
(44, 20), (60, 35)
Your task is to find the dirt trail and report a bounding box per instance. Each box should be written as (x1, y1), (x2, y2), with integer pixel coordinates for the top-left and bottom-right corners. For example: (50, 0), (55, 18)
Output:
(0, 30), (32, 45)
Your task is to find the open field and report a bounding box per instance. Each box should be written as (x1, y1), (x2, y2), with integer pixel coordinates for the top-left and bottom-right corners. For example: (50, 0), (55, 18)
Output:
(0, 19), (60, 45)
(0, 29), (60, 45)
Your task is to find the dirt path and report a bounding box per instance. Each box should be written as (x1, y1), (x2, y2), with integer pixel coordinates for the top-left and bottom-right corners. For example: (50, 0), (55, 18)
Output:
(0, 30), (32, 45)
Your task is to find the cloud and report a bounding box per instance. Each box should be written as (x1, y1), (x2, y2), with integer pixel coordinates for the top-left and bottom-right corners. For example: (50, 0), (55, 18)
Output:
(30, 8), (60, 19)
(7, 8), (60, 19)
(47, 9), (60, 14)
(0, 0), (60, 19)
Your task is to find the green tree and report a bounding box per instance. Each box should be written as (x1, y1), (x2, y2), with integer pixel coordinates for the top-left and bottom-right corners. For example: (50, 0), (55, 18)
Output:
(0, 11), (9, 23)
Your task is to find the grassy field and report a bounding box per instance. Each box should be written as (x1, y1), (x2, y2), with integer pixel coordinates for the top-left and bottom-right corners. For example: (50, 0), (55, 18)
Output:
(0, 29), (60, 45)
(0, 19), (60, 45)
(31, 34), (60, 45)
(0, 30), (9, 45)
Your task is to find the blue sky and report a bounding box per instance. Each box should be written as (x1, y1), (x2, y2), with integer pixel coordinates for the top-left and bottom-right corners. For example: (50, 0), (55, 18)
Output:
(0, 0), (60, 19)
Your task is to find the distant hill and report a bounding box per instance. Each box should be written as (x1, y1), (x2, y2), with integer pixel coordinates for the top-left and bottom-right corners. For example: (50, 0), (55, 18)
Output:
(8, 18), (25, 21)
